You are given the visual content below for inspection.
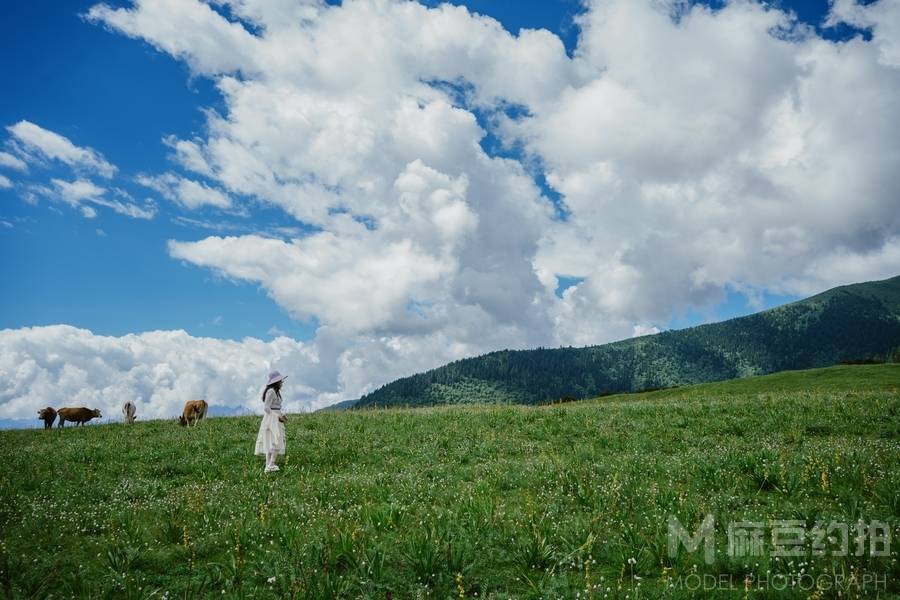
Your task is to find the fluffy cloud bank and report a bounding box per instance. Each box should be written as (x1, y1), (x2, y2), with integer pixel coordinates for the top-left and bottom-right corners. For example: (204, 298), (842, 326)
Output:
(3, 0), (899, 419)
(0, 325), (317, 421)
(511, 0), (900, 340)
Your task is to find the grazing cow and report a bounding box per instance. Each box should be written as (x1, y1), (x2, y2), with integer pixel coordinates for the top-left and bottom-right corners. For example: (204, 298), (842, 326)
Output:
(58, 407), (102, 427)
(179, 400), (208, 427)
(37, 407), (57, 429)
(122, 401), (137, 424)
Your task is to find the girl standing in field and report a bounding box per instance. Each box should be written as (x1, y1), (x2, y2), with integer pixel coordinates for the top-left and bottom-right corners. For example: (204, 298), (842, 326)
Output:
(256, 370), (287, 473)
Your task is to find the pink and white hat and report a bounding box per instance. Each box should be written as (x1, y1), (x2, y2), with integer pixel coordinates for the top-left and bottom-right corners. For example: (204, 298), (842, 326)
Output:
(266, 370), (288, 386)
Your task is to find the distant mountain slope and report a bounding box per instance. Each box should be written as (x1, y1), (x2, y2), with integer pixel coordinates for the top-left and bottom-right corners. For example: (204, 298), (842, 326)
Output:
(355, 275), (900, 408)
(317, 398), (359, 412)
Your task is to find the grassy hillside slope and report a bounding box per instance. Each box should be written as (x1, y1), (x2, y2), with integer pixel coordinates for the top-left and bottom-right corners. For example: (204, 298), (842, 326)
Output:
(590, 363), (900, 403)
(1, 366), (898, 598)
(356, 275), (900, 408)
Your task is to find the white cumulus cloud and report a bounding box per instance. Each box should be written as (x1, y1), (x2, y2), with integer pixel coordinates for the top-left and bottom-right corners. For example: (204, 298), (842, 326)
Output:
(828, 0), (900, 68)
(6, 120), (117, 178)
(509, 0), (900, 330)
(29, 178), (157, 220)
(136, 172), (232, 210)
(0, 151), (28, 172)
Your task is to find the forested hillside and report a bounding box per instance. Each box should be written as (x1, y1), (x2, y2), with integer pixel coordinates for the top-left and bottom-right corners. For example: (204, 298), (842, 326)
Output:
(355, 275), (900, 407)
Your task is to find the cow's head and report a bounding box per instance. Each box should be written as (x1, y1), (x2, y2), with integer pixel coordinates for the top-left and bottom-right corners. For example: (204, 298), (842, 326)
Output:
(92, 409), (102, 418)
(178, 415), (187, 427)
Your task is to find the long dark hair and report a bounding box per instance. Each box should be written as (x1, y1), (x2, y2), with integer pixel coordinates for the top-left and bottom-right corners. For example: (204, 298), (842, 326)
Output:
(261, 381), (282, 402)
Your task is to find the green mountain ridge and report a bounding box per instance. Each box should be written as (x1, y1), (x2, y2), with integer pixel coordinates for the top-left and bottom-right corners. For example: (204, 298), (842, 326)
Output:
(354, 275), (900, 408)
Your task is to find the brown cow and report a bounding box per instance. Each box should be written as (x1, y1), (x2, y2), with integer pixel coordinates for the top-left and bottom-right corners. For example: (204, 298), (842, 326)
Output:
(37, 407), (57, 429)
(179, 400), (208, 427)
(58, 407), (102, 427)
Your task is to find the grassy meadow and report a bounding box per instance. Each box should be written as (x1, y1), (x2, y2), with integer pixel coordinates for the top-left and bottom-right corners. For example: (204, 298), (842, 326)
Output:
(1, 365), (898, 599)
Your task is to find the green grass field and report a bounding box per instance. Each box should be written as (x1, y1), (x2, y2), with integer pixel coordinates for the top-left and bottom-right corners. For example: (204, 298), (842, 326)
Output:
(1, 365), (899, 599)
(590, 363), (900, 403)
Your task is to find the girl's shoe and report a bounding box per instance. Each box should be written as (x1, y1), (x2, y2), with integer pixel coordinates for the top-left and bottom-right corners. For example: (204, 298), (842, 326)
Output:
(265, 464), (280, 473)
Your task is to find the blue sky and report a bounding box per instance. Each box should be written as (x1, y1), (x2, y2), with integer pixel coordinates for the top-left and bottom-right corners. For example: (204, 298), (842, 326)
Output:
(1, 1), (317, 341)
(0, 0), (874, 342)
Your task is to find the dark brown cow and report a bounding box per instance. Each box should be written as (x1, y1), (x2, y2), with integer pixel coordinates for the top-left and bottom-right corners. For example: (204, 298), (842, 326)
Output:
(179, 400), (208, 427)
(37, 407), (57, 429)
(58, 407), (102, 427)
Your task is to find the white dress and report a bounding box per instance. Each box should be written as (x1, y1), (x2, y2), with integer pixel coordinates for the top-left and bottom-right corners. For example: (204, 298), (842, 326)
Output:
(255, 389), (285, 456)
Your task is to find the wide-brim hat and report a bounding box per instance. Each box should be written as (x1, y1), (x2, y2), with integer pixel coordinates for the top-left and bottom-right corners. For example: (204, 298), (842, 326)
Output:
(267, 370), (288, 386)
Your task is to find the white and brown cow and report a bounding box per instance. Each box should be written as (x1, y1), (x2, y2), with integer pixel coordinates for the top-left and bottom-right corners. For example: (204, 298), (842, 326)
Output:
(178, 400), (208, 427)
(122, 401), (136, 424)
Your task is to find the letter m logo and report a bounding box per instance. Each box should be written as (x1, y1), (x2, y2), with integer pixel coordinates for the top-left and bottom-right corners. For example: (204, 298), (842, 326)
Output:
(668, 514), (715, 564)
